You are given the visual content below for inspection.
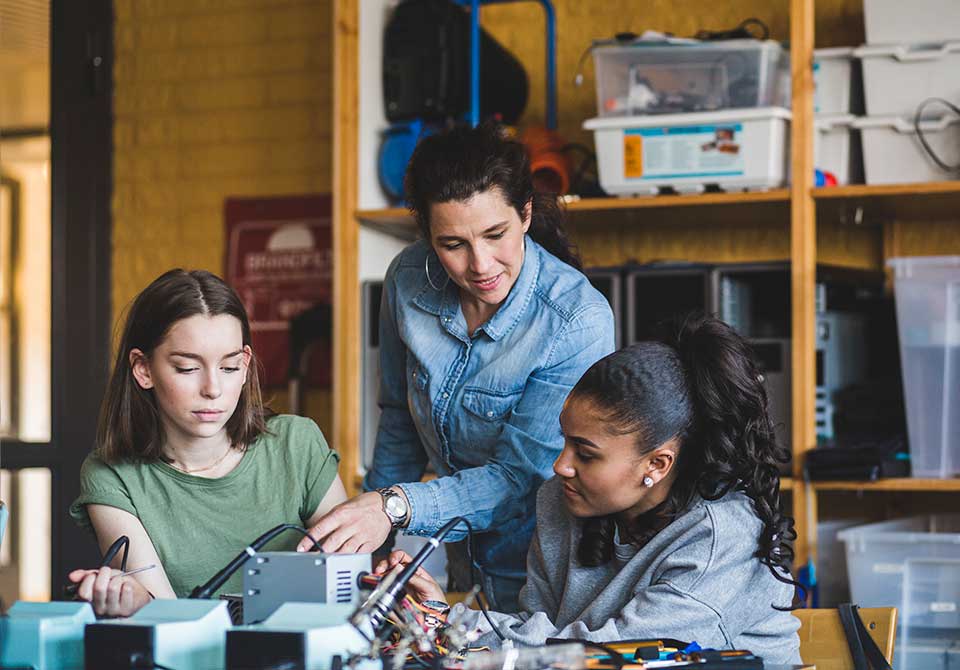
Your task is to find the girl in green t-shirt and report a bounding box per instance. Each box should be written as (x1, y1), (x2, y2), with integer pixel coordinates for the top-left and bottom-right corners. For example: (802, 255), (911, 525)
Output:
(68, 269), (346, 617)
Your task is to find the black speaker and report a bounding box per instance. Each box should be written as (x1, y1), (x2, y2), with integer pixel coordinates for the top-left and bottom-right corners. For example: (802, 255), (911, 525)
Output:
(383, 0), (529, 124)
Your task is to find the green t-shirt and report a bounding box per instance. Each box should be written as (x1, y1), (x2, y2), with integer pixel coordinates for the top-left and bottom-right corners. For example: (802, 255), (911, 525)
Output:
(69, 414), (340, 597)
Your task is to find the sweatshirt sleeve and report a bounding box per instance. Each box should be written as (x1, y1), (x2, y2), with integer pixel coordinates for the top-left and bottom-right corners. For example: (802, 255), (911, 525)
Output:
(454, 497), (797, 653)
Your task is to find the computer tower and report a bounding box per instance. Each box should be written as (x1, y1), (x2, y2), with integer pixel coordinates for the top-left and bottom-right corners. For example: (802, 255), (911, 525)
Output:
(624, 265), (713, 344)
(748, 337), (793, 450)
(816, 311), (868, 440)
(713, 262), (876, 446)
(584, 268), (624, 349)
(360, 280), (384, 476)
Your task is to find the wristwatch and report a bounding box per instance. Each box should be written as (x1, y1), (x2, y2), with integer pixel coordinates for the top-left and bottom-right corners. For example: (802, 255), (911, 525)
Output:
(377, 487), (410, 528)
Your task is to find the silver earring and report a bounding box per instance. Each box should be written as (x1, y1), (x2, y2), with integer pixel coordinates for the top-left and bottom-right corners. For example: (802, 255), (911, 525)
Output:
(424, 253), (448, 291)
(643, 476), (654, 488)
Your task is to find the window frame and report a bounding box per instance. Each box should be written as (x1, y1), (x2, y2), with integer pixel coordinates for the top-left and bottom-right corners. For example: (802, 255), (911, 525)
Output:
(1, 0), (113, 589)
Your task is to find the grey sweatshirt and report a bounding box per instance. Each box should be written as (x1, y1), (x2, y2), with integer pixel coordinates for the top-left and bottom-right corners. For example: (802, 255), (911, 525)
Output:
(451, 477), (802, 665)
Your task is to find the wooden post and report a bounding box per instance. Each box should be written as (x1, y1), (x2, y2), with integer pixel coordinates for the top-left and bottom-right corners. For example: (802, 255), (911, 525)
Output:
(333, 0), (361, 495)
(790, 0), (817, 572)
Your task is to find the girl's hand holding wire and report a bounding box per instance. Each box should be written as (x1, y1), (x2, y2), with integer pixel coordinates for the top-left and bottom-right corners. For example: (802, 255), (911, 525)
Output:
(67, 566), (153, 618)
(374, 550), (447, 605)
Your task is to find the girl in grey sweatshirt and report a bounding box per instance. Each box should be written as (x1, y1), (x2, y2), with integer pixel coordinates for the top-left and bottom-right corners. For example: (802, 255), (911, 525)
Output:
(378, 314), (803, 665)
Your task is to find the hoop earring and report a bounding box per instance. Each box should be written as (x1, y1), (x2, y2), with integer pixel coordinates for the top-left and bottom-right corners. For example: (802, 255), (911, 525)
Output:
(425, 253), (449, 292)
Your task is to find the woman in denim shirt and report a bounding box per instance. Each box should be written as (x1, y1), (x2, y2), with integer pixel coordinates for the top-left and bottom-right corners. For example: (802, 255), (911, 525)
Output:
(300, 124), (615, 611)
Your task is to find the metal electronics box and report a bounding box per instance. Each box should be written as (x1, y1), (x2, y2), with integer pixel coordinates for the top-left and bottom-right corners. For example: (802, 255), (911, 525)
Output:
(584, 268), (624, 349)
(242, 552), (371, 624)
(0, 601), (94, 670)
(226, 603), (380, 670)
(625, 264), (712, 344)
(84, 599), (231, 670)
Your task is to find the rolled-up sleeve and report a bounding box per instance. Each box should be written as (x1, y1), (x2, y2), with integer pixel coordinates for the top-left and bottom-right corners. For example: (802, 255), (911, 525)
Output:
(398, 302), (616, 540)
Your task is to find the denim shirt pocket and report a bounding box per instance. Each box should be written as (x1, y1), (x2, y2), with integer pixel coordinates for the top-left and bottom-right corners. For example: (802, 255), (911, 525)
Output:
(460, 388), (523, 453)
(407, 362), (432, 431)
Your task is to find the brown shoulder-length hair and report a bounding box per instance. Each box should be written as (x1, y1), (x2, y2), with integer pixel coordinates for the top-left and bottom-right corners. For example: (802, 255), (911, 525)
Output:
(97, 269), (270, 463)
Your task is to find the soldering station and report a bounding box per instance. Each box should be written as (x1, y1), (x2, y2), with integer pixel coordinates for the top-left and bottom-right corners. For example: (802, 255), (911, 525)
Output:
(0, 516), (526, 670)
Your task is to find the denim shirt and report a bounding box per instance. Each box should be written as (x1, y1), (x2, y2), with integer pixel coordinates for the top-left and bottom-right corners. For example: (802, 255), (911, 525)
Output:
(363, 236), (615, 585)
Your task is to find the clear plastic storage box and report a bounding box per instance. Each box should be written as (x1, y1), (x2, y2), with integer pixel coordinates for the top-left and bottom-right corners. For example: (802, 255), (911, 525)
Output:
(837, 515), (960, 613)
(901, 558), (960, 670)
(887, 256), (960, 477)
(591, 39), (787, 118)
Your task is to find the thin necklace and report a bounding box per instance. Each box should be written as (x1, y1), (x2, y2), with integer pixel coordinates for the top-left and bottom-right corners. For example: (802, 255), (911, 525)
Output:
(166, 445), (234, 475)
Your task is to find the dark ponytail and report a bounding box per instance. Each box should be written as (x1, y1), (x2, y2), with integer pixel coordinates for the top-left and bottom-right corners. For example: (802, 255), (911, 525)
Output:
(404, 122), (581, 270)
(571, 314), (798, 601)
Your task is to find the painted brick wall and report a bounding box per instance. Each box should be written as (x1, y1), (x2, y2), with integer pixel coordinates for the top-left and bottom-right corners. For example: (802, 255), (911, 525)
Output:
(112, 0), (333, 424)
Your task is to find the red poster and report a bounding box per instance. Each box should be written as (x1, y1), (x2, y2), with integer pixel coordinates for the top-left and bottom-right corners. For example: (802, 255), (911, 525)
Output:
(224, 195), (332, 389)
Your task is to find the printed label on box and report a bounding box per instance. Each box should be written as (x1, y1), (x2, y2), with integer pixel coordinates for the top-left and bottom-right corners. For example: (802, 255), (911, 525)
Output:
(930, 601), (958, 614)
(873, 562), (904, 574)
(623, 134), (643, 178)
(623, 124), (745, 180)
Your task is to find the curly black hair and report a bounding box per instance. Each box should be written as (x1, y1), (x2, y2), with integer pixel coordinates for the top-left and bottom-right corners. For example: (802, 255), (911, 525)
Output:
(571, 313), (798, 605)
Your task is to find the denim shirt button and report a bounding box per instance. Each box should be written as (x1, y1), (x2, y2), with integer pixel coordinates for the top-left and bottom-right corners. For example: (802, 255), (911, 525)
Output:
(442, 392), (449, 399)
(486, 410), (494, 418)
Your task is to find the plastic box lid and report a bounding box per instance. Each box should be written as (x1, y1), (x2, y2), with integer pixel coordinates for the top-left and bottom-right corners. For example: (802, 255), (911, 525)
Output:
(854, 41), (960, 62)
(583, 106), (792, 131)
(838, 514), (960, 548)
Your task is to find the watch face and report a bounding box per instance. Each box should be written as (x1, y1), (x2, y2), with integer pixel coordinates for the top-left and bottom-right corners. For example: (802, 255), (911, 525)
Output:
(385, 495), (407, 518)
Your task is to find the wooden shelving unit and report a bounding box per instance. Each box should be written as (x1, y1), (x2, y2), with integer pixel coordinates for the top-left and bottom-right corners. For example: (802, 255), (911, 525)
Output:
(358, 190), (792, 231)
(812, 478), (960, 492)
(815, 181), (960, 223)
(333, 0), (960, 578)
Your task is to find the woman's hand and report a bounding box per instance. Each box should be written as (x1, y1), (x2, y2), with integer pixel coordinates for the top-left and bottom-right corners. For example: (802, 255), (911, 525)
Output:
(374, 550), (446, 604)
(297, 491), (392, 554)
(67, 566), (153, 618)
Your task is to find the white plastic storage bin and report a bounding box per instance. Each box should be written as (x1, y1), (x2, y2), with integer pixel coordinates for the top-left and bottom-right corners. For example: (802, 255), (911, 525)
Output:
(901, 558), (960, 670)
(814, 48), (861, 115)
(584, 107), (790, 195)
(814, 114), (861, 184)
(591, 39), (786, 118)
(863, 0), (960, 46)
(837, 515), (960, 613)
(856, 115), (960, 185)
(855, 42), (960, 119)
(887, 256), (960, 478)
(817, 517), (870, 607)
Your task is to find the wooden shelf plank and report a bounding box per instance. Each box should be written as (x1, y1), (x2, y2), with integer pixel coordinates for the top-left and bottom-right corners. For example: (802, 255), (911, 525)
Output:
(564, 191), (790, 211)
(813, 181), (960, 200)
(356, 191), (791, 227)
(812, 478), (960, 492)
(815, 181), (960, 224)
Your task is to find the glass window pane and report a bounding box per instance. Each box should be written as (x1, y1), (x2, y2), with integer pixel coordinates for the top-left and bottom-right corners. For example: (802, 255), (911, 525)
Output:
(0, 0), (51, 443)
(0, 138), (51, 442)
(0, 468), (51, 605)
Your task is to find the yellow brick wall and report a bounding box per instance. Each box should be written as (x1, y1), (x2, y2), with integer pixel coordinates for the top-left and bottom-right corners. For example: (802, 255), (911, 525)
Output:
(112, 0), (333, 426)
